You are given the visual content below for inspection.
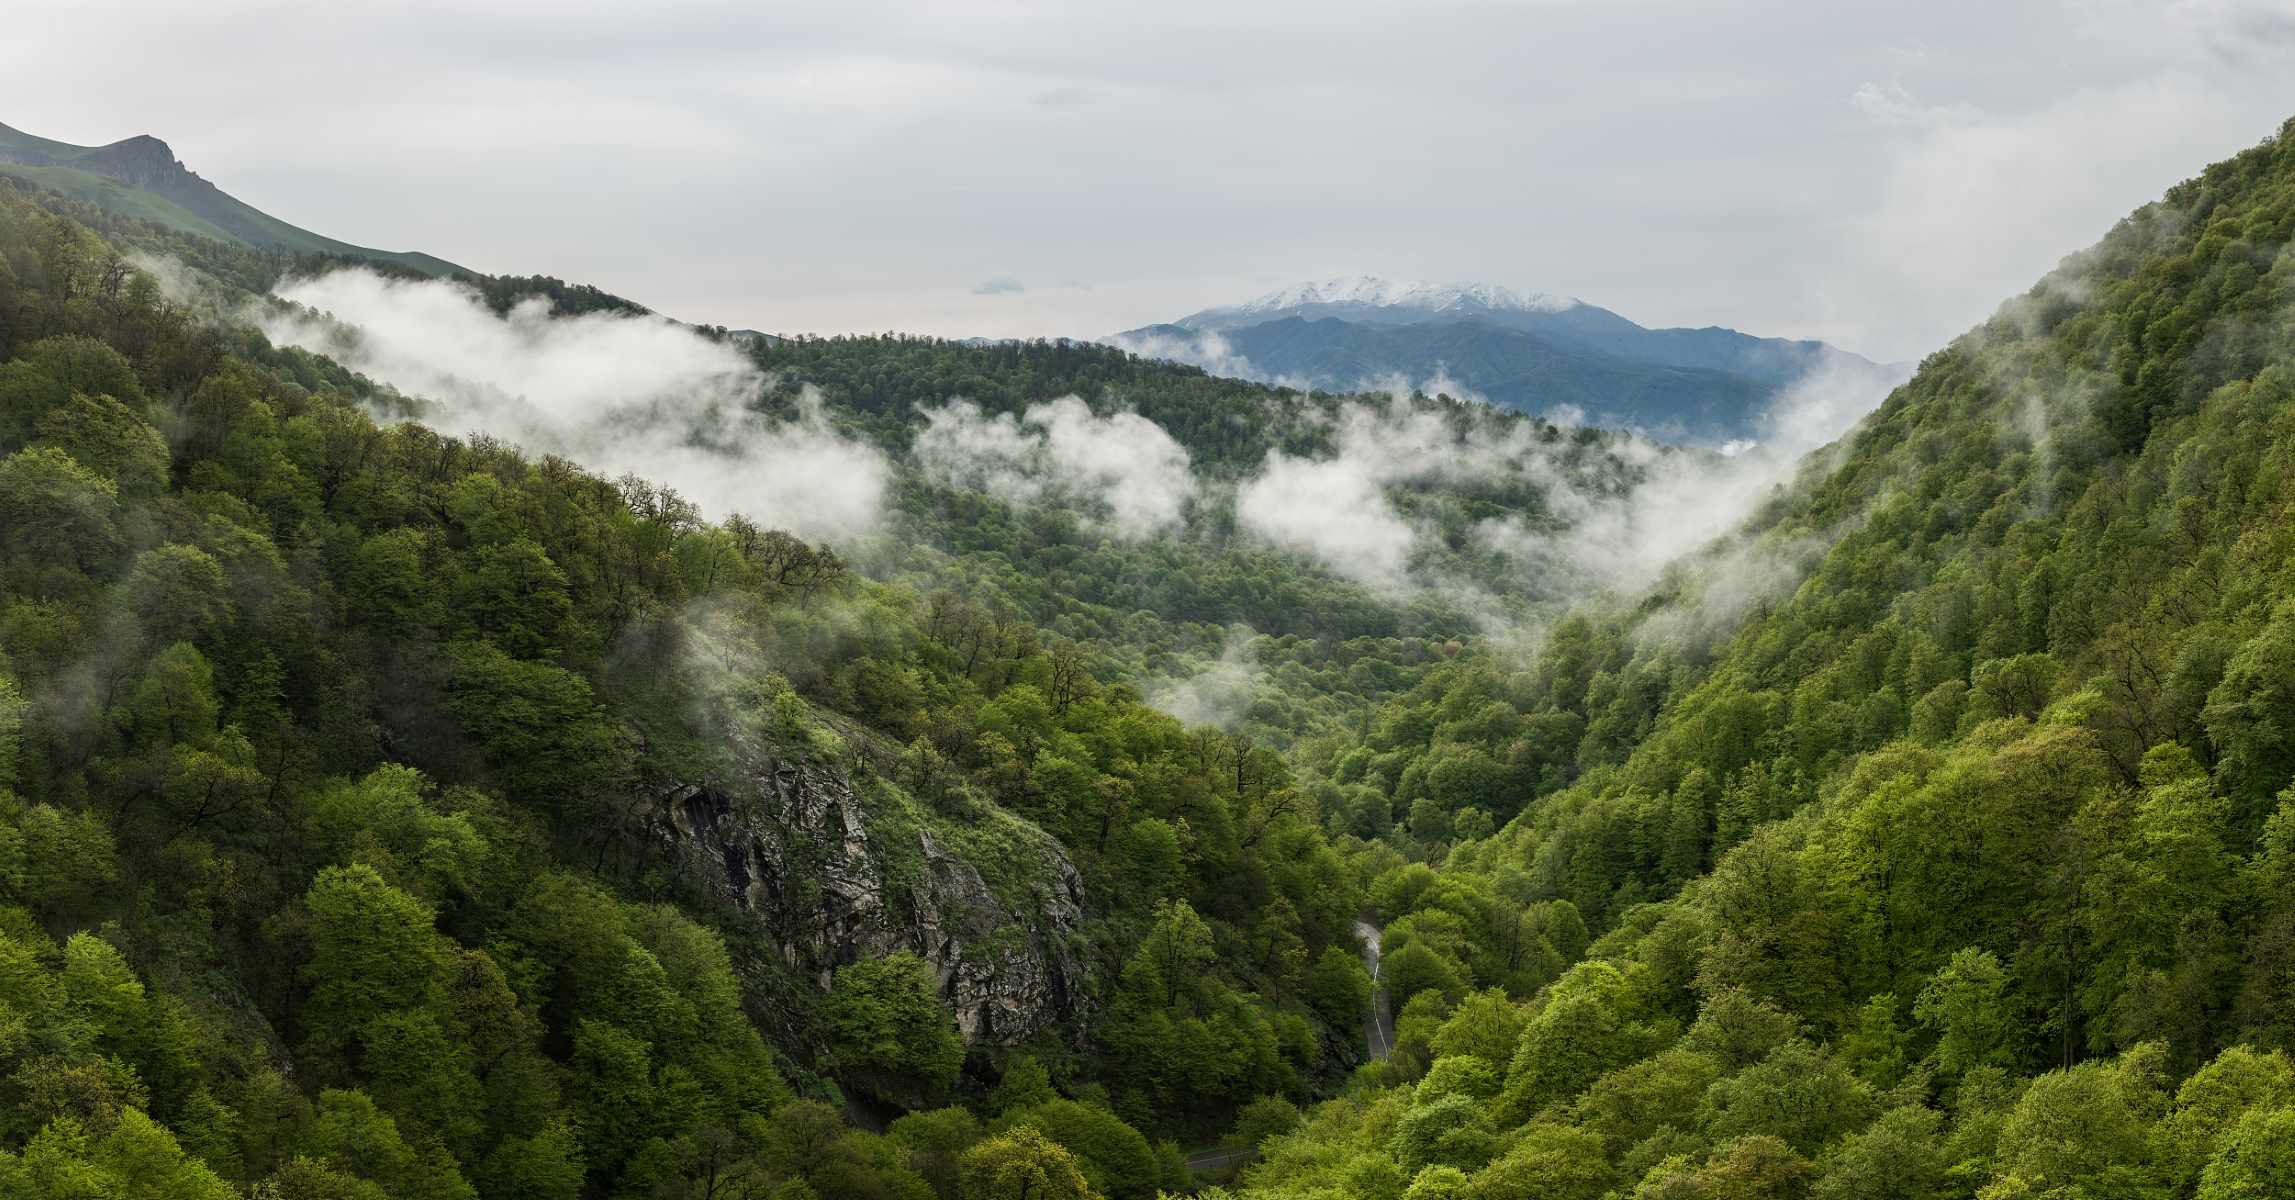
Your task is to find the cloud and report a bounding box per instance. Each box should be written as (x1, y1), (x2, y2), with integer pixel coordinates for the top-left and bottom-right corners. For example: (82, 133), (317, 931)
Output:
(1832, 4), (2295, 355)
(1031, 86), (1093, 109)
(254, 267), (890, 544)
(18, 2), (2295, 352)
(1849, 81), (1981, 129)
(912, 395), (1197, 538)
(1233, 395), (1574, 591)
(1236, 450), (1420, 590)
(1103, 326), (1291, 387)
(1145, 630), (1262, 729)
(1477, 351), (1901, 596)
(972, 276), (1026, 295)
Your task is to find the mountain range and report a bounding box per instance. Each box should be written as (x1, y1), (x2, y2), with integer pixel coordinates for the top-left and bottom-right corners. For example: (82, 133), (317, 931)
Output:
(0, 118), (1899, 448)
(1112, 274), (1907, 443)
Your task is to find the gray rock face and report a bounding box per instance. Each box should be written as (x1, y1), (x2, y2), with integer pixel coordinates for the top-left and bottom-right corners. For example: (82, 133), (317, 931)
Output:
(646, 729), (1085, 1046)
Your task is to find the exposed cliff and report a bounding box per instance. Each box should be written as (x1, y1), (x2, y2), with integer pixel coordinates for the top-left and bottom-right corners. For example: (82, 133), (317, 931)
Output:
(643, 722), (1087, 1049)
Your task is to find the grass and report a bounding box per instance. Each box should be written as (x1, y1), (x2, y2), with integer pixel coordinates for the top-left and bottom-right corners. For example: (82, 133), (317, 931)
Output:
(0, 162), (239, 242)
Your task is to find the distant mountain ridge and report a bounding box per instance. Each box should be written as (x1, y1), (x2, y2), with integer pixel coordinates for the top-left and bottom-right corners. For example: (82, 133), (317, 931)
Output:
(1183, 275), (1582, 326)
(0, 120), (465, 276)
(1114, 274), (1906, 443)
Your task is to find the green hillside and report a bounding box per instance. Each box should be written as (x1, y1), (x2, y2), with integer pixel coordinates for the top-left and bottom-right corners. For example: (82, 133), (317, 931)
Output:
(4, 107), (2295, 1200)
(0, 160), (241, 242)
(0, 120), (465, 276)
(1218, 118), (2295, 1198)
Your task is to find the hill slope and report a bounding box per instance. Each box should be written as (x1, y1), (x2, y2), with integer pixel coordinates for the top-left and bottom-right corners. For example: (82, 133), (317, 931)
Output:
(8, 106), (2295, 1200)
(0, 119), (465, 275)
(1223, 117), (2295, 1197)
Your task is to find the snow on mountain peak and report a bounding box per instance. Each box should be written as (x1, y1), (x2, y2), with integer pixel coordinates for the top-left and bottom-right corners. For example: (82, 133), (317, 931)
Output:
(1222, 275), (1580, 317)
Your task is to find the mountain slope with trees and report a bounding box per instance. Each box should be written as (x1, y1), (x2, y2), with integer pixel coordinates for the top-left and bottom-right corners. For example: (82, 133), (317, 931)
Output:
(0, 174), (1402, 1198)
(1210, 116), (2295, 1200)
(6, 105), (2295, 1200)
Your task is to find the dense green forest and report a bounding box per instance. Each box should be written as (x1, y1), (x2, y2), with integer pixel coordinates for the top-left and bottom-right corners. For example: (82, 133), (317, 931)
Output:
(4, 107), (2295, 1200)
(1208, 120), (2295, 1198)
(0, 175), (1397, 1197)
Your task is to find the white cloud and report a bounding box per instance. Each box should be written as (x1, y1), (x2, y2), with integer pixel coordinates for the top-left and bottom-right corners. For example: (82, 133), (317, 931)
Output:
(1145, 630), (1263, 729)
(912, 395), (1197, 538)
(1232, 396), (1566, 591)
(255, 268), (890, 544)
(1479, 350), (1900, 595)
(1831, 1), (2295, 355)
(16, 2), (2295, 356)
(1103, 327), (1291, 387)
(1849, 81), (1981, 129)
(1236, 450), (1420, 590)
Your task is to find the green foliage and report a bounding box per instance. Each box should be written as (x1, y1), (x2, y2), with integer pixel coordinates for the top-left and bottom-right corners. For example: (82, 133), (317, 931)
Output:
(998, 1099), (1160, 1200)
(959, 1125), (1100, 1200)
(825, 952), (966, 1104)
(9, 101), (2295, 1200)
(1192, 109), (2295, 1200)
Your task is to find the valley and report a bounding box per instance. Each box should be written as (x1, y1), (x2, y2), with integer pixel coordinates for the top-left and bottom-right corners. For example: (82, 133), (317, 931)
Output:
(1, 84), (2294, 1200)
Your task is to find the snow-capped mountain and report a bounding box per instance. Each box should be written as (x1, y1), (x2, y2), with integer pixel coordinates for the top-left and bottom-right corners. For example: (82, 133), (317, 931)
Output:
(1110, 277), (1907, 444)
(1183, 275), (1581, 329)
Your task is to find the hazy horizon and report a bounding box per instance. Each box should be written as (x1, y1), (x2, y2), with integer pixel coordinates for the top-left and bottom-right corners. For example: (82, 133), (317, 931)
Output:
(11, 1), (2295, 360)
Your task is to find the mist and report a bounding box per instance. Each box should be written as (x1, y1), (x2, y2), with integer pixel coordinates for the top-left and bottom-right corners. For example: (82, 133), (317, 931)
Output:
(1102, 327), (1299, 390)
(913, 396), (1197, 539)
(255, 268), (891, 544)
(1502, 353), (1903, 596)
(1228, 352), (1900, 605)
(248, 267), (1901, 624)
(1145, 630), (1263, 730)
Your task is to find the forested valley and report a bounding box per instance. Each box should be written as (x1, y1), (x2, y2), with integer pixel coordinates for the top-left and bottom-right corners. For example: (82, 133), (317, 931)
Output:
(3, 113), (2295, 1200)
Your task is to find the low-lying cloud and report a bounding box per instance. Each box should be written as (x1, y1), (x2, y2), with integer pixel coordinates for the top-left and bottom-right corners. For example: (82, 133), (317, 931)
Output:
(913, 395), (1197, 538)
(255, 268), (890, 544)
(250, 265), (1902, 631)
(1236, 449), (1420, 589)
(1233, 396), (1570, 592)
(1481, 352), (1900, 595)
(1237, 352), (1901, 600)
(1104, 327), (1301, 389)
(1145, 630), (1263, 729)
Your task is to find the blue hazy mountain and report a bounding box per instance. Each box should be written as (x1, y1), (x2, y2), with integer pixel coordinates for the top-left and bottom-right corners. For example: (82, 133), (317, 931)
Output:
(1111, 275), (1905, 443)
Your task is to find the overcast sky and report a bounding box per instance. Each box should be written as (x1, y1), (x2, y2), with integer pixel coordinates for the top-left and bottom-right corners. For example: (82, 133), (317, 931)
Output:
(10, 0), (2295, 359)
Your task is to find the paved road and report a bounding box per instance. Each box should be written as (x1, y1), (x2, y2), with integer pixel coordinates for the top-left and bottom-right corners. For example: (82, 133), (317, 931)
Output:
(1183, 1146), (1256, 1173)
(1357, 916), (1392, 1061)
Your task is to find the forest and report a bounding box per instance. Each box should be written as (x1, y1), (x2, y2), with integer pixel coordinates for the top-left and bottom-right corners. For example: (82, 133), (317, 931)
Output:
(0, 111), (2293, 1200)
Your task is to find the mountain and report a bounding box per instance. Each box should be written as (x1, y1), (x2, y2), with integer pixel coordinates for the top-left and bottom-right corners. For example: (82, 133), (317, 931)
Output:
(1177, 277), (1584, 329)
(1113, 273), (1906, 443)
(10, 102), (2295, 1200)
(0, 164), (1666, 1196)
(0, 119), (465, 275)
(1229, 118), (2295, 1196)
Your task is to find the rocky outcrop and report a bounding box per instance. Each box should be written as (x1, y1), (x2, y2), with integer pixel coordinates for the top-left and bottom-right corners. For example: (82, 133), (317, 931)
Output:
(0, 130), (198, 192)
(71, 135), (196, 191)
(644, 728), (1085, 1046)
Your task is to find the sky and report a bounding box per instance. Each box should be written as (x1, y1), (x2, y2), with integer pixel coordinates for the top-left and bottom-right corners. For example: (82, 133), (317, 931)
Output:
(8, 0), (2295, 360)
